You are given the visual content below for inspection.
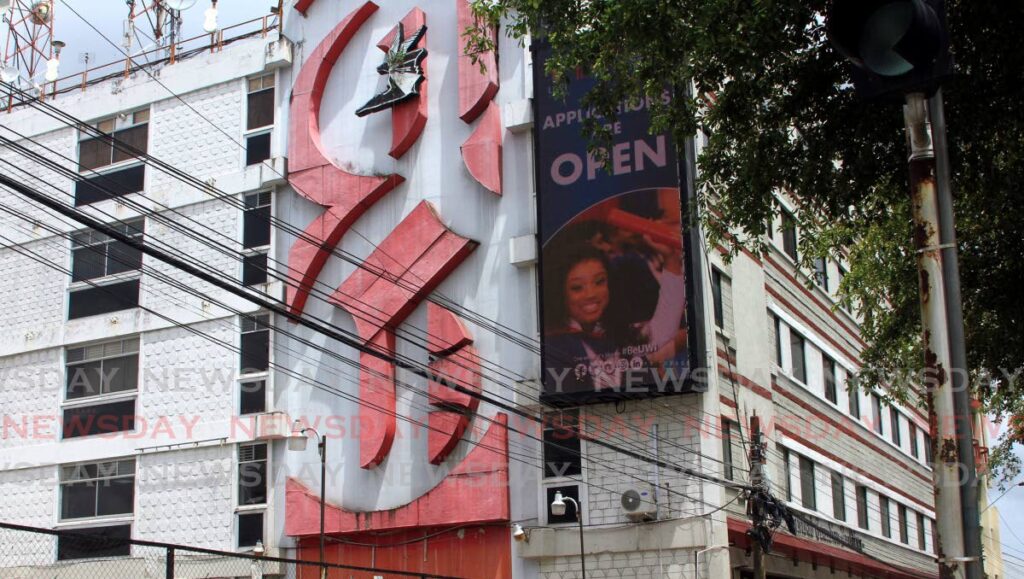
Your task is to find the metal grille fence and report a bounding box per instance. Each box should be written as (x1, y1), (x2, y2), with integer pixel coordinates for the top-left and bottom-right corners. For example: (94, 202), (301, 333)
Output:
(0, 521), (462, 579)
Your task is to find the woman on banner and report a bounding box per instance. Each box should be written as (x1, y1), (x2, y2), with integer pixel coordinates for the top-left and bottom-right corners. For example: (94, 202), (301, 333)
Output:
(542, 212), (688, 397)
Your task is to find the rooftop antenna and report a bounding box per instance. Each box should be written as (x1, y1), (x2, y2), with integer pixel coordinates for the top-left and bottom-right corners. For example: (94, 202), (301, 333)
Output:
(125, 0), (195, 62)
(1, 0), (57, 87)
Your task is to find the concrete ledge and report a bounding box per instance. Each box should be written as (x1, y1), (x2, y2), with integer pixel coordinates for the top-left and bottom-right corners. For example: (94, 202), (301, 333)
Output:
(518, 515), (708, 559)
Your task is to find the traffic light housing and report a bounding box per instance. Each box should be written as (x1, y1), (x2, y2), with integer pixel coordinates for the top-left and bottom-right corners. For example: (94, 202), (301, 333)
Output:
(827, 0), (953, 100)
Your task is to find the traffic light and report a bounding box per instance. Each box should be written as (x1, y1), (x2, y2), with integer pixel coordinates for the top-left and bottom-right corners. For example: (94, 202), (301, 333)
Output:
(827, 0), (953, 100)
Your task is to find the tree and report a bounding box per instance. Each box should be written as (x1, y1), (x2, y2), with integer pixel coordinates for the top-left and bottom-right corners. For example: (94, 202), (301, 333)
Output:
(470, 0), (1024, 482)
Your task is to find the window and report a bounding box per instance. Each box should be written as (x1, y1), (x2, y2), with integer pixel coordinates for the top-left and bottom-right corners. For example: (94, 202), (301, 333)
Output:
(790, 330), (806, 383)
(848, 384), (860, 419)
(76, 110), (149, 206)
(65, 337), (139, 401)
(781, 447), (792, 502)
(773, 315), (783, 367)
(711, 268), (724, 329)
(890, 407), (902, 447)
(880, 496), (892, 538)
(924, 432), (934, 464)
(238, 512), (264, 548)
(242, 192), (272, 286)
(812, 257), (828, 291)
(238, 443), (268, 506)
(856, 485), (869, 530)
(831, 471), (845, 521)
(799, 455), (816, 510)
(63, 337), (139, 439)
(917, 512), (927, 550)
(543, 410), (581, 478)
(246, 74), (275, 166)
(57, 524), (132, 560)
(872, 394), (884, 435)
(781, 210), (798, 262)
(823, 354), (838, 404)
(240, 379), (267, 415)
(240, 313), (270, 375)
(68, 219), (144, 319)
(898, 505), (909, 544)
(910, 422), (919, 459)
(60, 459), (135, 520)
(545, 485), (580, 525)
(722, 418), (735, 481)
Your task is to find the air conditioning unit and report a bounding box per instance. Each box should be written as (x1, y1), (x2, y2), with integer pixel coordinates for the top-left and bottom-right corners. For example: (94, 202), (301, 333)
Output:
(255, 411), (289, 440)
(620, 485), (658, 522)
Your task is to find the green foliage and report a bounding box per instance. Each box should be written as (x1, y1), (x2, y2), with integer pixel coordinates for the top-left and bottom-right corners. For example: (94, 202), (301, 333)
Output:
(471, 0), (1024, 480)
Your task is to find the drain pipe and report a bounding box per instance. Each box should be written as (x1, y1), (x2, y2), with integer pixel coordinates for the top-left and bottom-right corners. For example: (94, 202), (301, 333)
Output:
(695, 544), (730, 579)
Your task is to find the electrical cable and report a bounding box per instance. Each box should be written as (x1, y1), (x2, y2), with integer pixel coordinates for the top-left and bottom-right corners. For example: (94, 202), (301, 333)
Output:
(0, 123), (742, 480)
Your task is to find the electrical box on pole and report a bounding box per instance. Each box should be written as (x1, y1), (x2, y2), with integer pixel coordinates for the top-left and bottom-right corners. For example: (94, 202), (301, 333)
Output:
(826, 0), (953, 100)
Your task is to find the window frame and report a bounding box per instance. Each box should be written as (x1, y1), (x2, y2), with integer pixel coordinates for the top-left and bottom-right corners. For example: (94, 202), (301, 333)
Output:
(798, 455), (816, 511)
(711, 268), (724, 329)
(237, 442), (269, 507)
(789, 330), (807, 384)
(872, 394), (884, 436)
(831, 471), (846, 521)
(239, 312), (271, 377)
(244, 73), (275, 166)
(64, 336), (140, 403)
(823, 354), (838, 405)
(722, 418), (735, 481)
(68, 219), (145, 319)
(812, 256), (829, 291)
(543, 409), (582, 479)
(76, 110), (150, 206)
(880, 495), (892, 538)
(59, 459), (136, 522)
(890, 407), (903, 448)
(856, 485), (869, 530)
(780, 210), (798, 263)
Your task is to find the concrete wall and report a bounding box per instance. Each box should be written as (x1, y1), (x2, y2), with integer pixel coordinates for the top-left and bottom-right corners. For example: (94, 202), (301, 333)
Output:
(0, 33), (282, 568)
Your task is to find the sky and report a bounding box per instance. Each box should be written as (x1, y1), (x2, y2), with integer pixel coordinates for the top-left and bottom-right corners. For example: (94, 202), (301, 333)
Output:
(35, 0), (270, 79)
(7, 0), (1024, 574)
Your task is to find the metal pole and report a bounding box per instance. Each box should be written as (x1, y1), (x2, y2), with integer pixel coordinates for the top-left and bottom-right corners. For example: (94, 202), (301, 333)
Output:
(166, 546), (175, 579)
(749, 415), (766, 579)
(928, 89), (984, 579)
(576, 501), (586, 579)
(903, 92), (965, 579)
(319, 436), (327, 579)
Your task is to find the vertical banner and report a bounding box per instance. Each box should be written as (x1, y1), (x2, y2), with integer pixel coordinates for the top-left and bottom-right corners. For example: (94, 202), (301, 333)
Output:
(534, 44), (705, 404)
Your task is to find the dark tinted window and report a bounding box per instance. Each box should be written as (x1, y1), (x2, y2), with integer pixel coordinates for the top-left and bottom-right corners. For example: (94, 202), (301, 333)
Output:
(68, 279), (140, 319)
(248, 89), (275, 130)
(242, 253), (269, 286)
(240, 314), (270, 374)
(57, 524), (132, 560)
(63, 399), (136, 439)
(711, 269), (724, 328)
(823, 355), (837, 404)
(790, 331), (806, 383)
(238, 443), (268, 506)
(856, 485), (869, 529)
(831, 471), (845, 520)
(799, 455), (815, 510)
(238, 512), (264, 548)
(246, 133), (271, 166)
(881, 496), (891, 538)
(543, 410), (581, 478)
(240, 380), (267, 415)
(75, 164), (146, 206)
(781, 211), (798, 262)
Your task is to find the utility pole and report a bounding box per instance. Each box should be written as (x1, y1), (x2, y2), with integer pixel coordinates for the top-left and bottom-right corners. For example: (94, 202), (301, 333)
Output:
(748, 415), (767, 579)
(826, 3), (983, 577)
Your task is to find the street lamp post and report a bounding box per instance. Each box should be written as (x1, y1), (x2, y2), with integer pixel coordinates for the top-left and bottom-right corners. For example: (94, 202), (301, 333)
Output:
(289, 420), (327, 579)
(551, 491), (585, 578)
